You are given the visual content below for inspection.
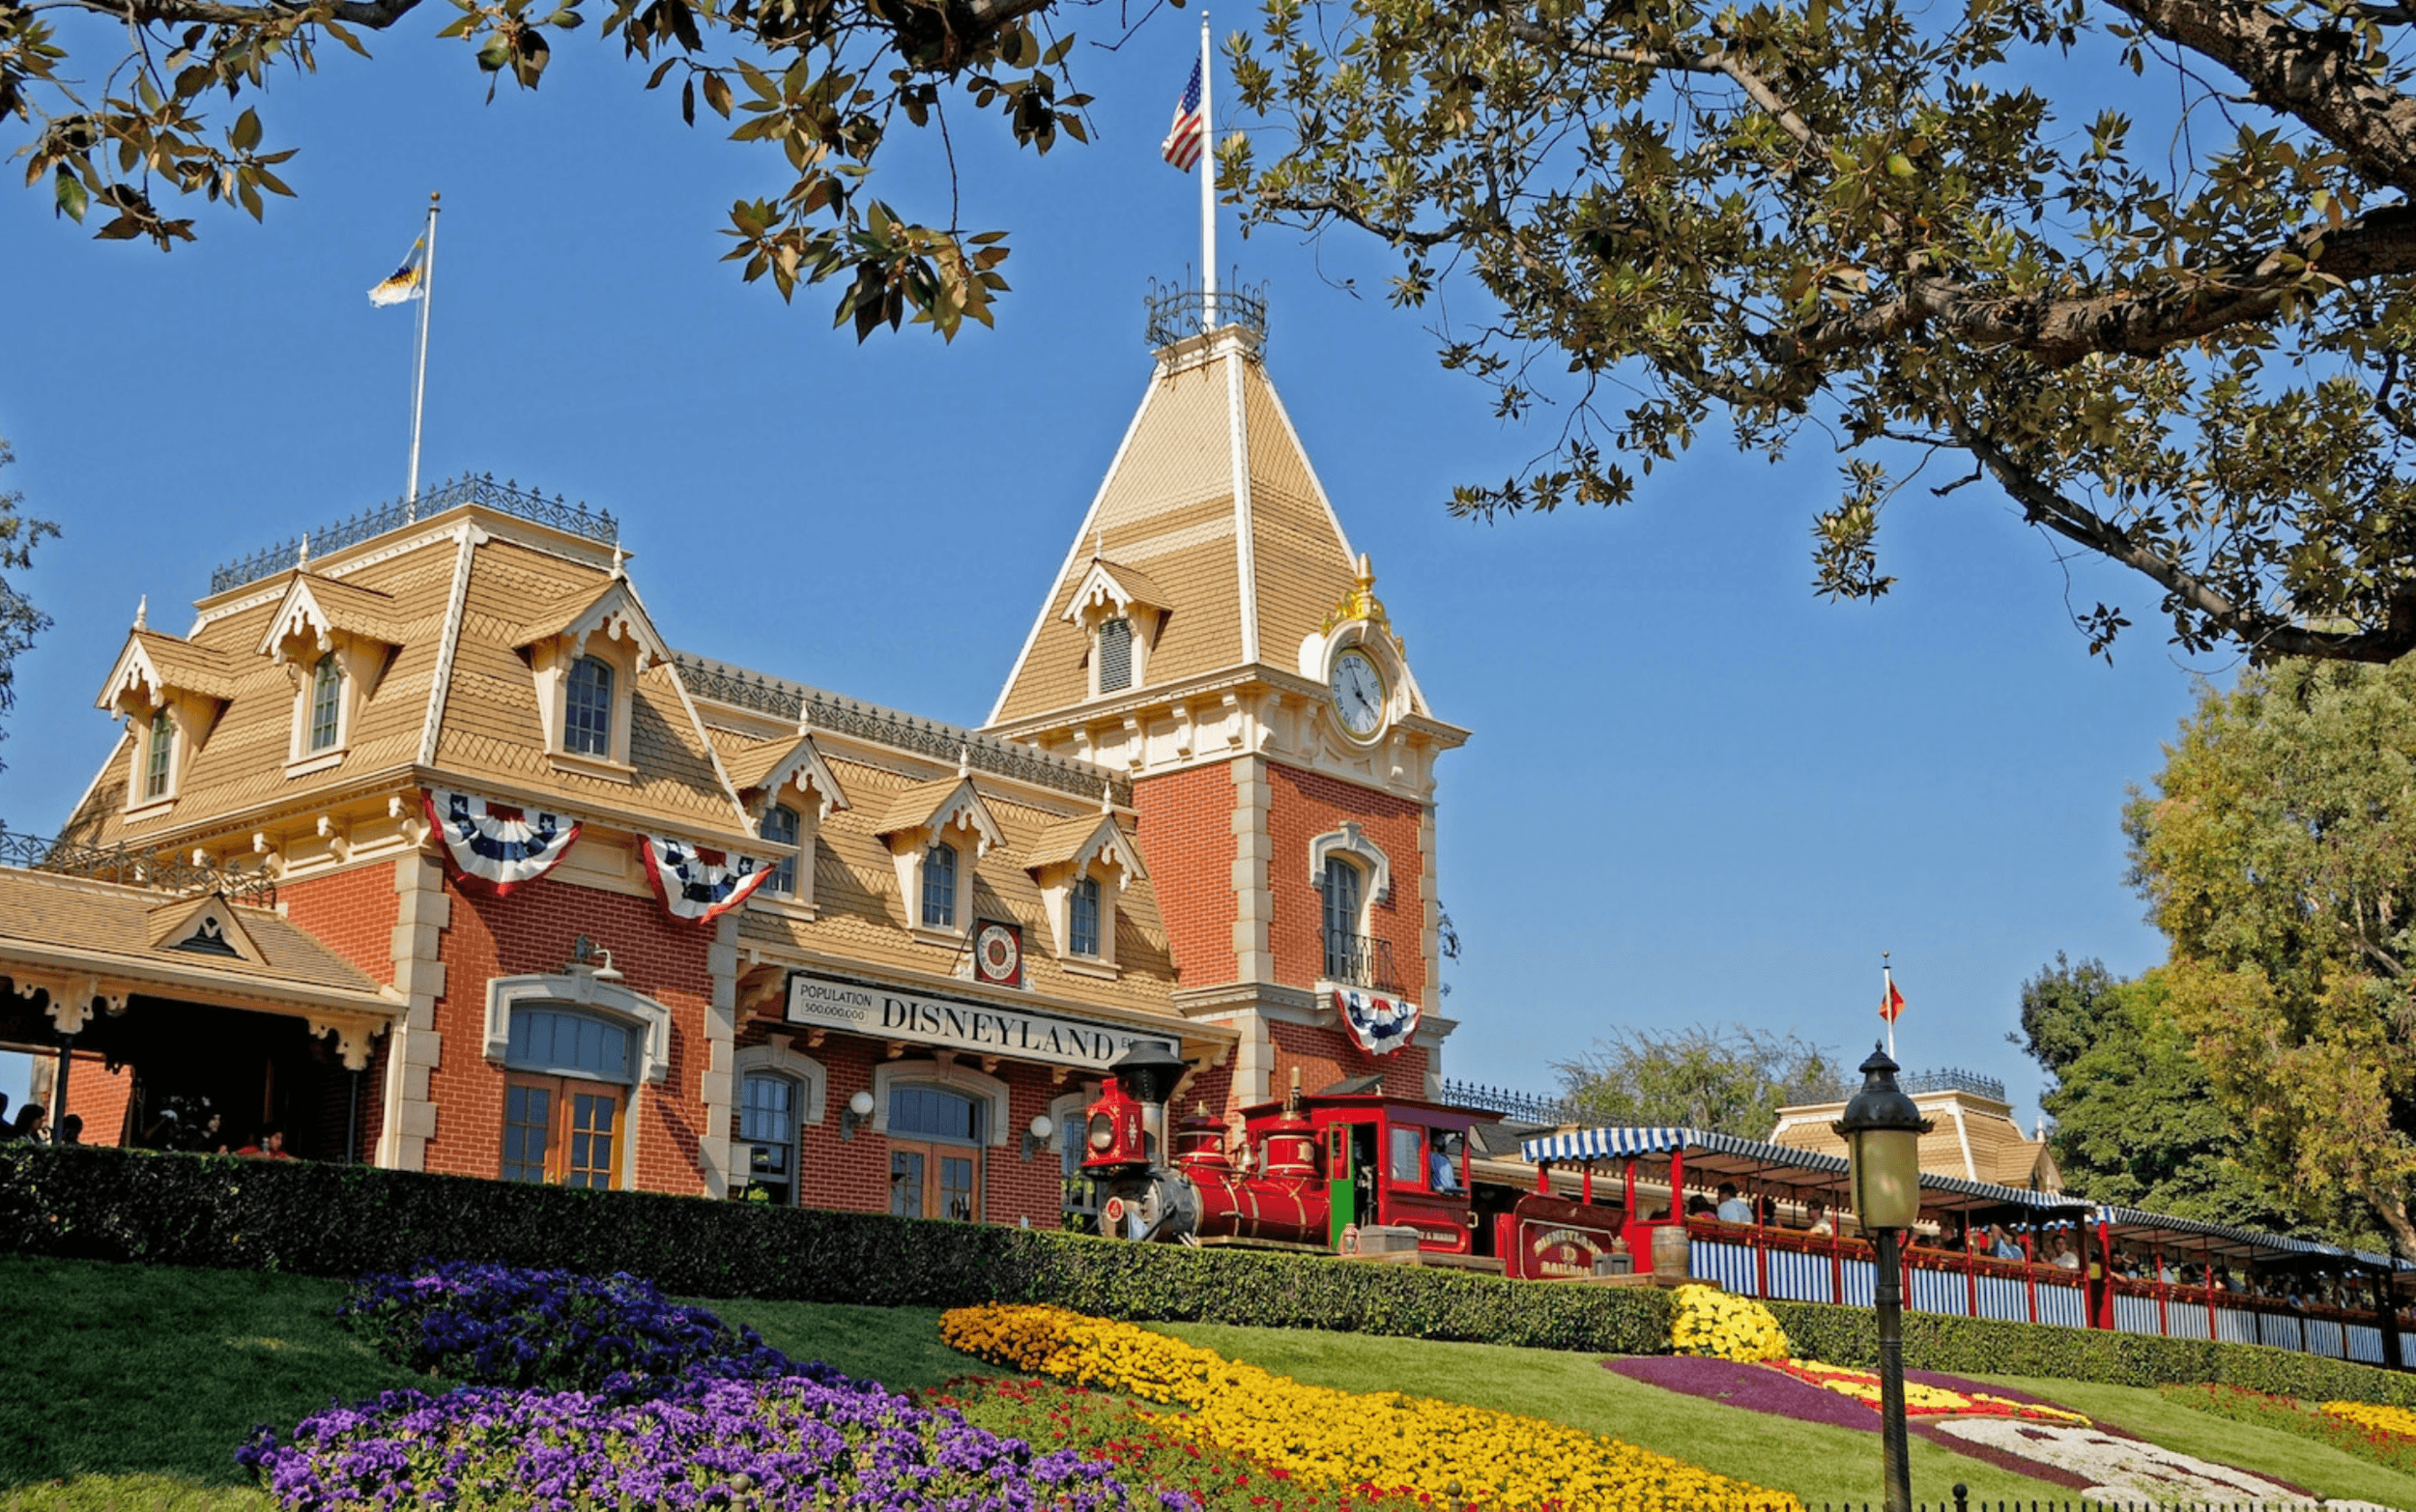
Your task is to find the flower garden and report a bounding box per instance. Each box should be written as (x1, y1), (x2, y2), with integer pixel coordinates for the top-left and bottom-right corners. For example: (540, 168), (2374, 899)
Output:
(8, 1250), (2413, 1511)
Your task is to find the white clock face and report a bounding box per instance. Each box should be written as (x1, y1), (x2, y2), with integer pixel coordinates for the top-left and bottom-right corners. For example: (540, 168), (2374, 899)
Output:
(977, 923), (1021, 981)
(1330, 649), (1387, 738)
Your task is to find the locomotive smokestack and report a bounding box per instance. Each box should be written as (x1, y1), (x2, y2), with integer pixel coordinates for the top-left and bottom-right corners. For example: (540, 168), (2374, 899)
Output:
(1111, 1040), (1188, 1162)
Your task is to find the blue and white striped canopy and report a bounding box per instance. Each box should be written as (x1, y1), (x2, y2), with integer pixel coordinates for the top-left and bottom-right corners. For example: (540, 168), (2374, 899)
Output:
(2092, 1205), (2416, 1270)
(1520, 1126), (2090, 1214)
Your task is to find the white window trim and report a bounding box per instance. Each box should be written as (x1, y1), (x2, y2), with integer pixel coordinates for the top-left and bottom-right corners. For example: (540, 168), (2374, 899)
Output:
(484, 971), (674, 1088)
(1309, 822), (1393, 909)
(734, 1036), (827, 1127)
(1047, 1089), (1091, 1155)
(533, 638), (641, 774)
(285, 641), (379, 772)
(136, 704), (182, 809)
(871, 1059), (1011, 1148)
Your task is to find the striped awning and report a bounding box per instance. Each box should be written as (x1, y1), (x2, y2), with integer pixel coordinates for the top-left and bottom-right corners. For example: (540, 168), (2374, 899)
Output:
(1518, 1126), (2086, 1213)
(2093, 1206), (2415, 1270)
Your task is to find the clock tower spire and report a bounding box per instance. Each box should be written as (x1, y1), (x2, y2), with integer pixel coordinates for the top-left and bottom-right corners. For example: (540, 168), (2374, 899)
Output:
(984, 300), (1469, 1126)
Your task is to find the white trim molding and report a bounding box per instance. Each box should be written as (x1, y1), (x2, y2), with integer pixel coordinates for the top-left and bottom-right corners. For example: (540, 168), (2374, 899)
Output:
(1309, 821), (1392, 906)
(734, 1034), (828, 1127)
(483, 969), (675, 1086)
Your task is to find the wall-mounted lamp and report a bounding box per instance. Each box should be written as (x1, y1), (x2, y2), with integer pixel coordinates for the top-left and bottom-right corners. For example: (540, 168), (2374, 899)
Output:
(840, 1089), (876, 1141)
(1021, 1113), (1055, 1163)
(568, 935), (623, 983)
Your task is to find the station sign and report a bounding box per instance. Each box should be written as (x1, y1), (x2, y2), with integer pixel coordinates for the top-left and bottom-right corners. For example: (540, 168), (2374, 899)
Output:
(784, 971), (1175, 1071)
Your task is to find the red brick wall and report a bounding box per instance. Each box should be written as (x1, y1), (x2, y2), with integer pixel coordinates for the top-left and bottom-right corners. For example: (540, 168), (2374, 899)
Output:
(425, 873), (715, 1194)
(61, 1052), (132, 1145)
(733, 1023), (1087, 1228)
(279, 862), (402, 986)
(1266, 763), (1424, 998)
(1132, 761), (1237, 986)
(1269, 1018), (1427, 1103)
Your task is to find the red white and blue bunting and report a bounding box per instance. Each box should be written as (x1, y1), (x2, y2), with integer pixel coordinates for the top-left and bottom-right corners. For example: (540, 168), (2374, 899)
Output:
(637, 834), (778, 925)
(1334, 987), (1421, 1057)
(423, 788), (582, 895)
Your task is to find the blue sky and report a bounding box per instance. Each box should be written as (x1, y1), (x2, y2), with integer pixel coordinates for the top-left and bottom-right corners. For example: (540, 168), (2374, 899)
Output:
(0, 10), (2214, 1122)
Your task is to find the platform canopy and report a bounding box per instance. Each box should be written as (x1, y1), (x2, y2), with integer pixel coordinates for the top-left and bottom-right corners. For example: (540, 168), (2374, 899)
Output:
(1518, 1125), (2087, 1216)
(2092, 1205), (2414, 1271)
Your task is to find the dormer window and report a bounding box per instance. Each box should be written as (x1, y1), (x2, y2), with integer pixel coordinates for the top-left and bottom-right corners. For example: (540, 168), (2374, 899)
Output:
(1097, 619), (1134, 694)
(143, 708), (176, 801)
(1061, 559), (1165, 700)
(762, 803), (799, 895)
(922, 842), (959, 928)
(875, 775), (1003, 948)
(565, 655), (615, 756)
(307, 654), (343, 753)
(1070, 874), (1103, 957)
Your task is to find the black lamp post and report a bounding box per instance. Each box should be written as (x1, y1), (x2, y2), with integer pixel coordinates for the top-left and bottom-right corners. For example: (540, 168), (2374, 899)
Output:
(1832, 1044), (1934, 1512)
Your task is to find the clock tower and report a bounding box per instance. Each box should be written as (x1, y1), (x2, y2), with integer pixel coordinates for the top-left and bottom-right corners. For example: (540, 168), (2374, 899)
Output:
(984, 305), (1469, 1126)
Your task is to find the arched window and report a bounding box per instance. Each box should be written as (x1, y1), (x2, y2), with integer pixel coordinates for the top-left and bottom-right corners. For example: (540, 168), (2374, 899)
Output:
(762, 803), (799, 895)
(1097, 617), (1133, 694)
(501, 1006), (631, 1189)
(307, 653), (343, 753)
(739, 1071), (799, 1206)
(564, 655), (615, 756)
(888, 1083), (983, 1221)
(143, 708), (174, 800)
(1321, 855), (1365, 982)
(921, 841), (958, 928)
(1069, 873), (1102, 958)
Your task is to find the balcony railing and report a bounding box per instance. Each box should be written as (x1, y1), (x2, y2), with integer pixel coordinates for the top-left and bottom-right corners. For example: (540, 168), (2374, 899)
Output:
(1321, 929), (1403, 995)
(211, 472), (618, 594)
(1901, 1068), (2008, 1100)
(0, 826), (278, 906)
(1438, 1079), (1573, 1125)
(1144, 278), (1268, 350)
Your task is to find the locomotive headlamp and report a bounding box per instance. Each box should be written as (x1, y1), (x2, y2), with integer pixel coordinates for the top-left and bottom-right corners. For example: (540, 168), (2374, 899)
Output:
(1833, 1046), (1931, 1234)
(1829, 1043), (1933, 1512)
(1088, 1114), (1115, 1152)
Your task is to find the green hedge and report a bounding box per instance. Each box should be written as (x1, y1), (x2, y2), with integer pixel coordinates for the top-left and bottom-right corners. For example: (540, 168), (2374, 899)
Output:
(0, 1143), (1670, 1355)
(5, 1143), (2410, 1405)
(1766, 1297), (2416, 1407)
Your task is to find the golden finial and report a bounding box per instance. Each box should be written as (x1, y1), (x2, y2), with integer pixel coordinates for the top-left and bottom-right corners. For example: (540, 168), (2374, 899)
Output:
(1320, 552), (1391, 633)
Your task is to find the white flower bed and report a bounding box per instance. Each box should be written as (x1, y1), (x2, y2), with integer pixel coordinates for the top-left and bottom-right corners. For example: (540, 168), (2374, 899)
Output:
(1934, 1420), (2402, 1509)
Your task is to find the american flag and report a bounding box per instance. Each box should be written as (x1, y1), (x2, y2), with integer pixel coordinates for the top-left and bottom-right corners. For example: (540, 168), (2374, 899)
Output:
(1161, 58), (1205, 171)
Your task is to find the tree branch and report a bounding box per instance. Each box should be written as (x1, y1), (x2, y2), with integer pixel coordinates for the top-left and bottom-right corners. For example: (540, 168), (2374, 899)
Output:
(1951, 414), (2416, 662)
(1503, 16), (1818, 147)
(1788, 203), (2416, 367)
(2108, 0), (2416, 197)
(45, 0), (424, 27)
(1254, 191), (1464, 249)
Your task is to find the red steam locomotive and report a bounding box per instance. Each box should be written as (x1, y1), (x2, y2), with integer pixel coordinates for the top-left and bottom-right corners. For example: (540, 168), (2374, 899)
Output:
(1078, 1041), (1626, 1278)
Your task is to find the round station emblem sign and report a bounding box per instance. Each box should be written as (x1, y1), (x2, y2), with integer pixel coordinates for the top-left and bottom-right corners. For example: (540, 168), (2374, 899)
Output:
(974, 920), (1022, 987)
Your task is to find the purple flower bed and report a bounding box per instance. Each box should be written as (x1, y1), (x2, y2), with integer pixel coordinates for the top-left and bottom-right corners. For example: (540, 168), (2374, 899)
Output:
(238, 1370), (1183, 1512)
(1602, 1357), (2098, 1490)
(338, 1261), (791, 1399)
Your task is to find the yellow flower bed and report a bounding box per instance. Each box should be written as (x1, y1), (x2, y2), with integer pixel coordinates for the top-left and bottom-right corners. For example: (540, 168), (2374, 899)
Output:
(1769, 1359), (2089, 1425)
(2323, 1401), (2416, 1440)
(1669, 1284), (1790, 1363)
(940, 1303), (1802, 1512)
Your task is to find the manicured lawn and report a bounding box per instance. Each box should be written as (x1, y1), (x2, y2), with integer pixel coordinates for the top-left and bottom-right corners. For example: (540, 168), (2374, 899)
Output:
(1980, 1373), (2416, 1508)
(700, 1296), (1004, 1393)
(1153, 1321), (2077, 1508)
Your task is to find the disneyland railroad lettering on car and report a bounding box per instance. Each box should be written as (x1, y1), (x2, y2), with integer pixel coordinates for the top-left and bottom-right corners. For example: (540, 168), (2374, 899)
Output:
(783, 972), (1174, 1070)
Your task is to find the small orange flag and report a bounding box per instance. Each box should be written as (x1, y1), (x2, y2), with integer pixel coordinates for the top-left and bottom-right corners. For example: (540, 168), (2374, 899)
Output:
(1879, 978), (1907, 1023)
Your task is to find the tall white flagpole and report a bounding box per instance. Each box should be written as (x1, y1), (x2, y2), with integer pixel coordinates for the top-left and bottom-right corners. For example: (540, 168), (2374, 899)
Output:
(1883, 952), (1896, 1063)
(406, 190), (441, 515)
(1198, 13), (1217, 324)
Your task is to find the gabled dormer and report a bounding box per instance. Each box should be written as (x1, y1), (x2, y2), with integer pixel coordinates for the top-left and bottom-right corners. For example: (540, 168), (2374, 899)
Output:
(874, 774), (1005, 946)
(724, 729), (850, 908)
(514, 577), (671, 782)
(1022, 800), (1144, 975)
(147, 893), (267, 964)
(1060, 557), (1169, 699)
(256, 574), (403, 775)
(96, 624), (239, 818)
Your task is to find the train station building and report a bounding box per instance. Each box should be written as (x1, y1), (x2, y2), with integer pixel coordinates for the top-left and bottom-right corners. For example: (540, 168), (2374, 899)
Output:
(0, 305), (1470, 1228)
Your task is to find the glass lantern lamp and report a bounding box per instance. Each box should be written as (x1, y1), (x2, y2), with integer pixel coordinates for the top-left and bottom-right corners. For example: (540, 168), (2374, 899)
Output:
(1831, 1045), (1934, 1512)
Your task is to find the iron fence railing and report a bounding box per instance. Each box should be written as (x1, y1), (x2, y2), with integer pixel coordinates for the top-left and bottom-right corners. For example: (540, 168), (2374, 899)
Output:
(1438, 1078), (1572, 1125)
(1143, 278), (1268, 350)
(673, 655), (1135, 809)
(211, 472), (618, 594)
(0, 826), (277, 905)
(1901, 1068), (2008, 1100)
(1320, 929), (1402, 994)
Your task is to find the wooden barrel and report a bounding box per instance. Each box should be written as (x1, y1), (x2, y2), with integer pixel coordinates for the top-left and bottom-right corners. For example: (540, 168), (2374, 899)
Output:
(1652, 1225), (1691, 1280)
